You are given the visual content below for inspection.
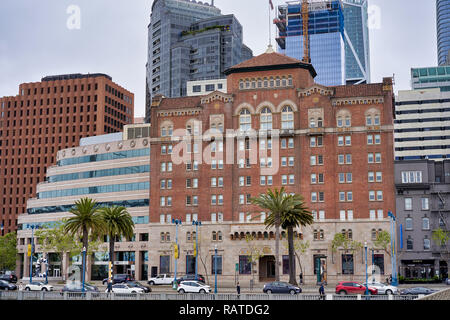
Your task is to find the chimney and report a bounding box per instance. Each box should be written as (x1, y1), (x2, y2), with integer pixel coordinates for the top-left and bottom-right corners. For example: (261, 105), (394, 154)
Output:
(211, 0), (214, 6)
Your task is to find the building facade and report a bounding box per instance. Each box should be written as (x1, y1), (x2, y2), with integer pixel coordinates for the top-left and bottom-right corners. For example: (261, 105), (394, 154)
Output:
(437, 0), (450, 66)
(187, 79), (227, 96)
(275, 0), (370, 86)
(0, 73), (134, 235)
(394, 88), (450, 161)
(16, 127), (150, 281)
(145, 0), (253, 123)
(147, 48), (395, 285)
(411, 66), (450, 92)
(395, 160), (449, 280)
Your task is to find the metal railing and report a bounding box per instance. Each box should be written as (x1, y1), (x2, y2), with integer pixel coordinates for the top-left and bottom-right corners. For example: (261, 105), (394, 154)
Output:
(0, 291), (421, 301)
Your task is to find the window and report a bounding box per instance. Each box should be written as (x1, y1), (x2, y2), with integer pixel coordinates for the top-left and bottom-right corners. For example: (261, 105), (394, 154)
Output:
(376, 191), (383, 201)
(423, 238), (431, 250)
(405, 198), (412, 210)
(368, 172), (375, 182)
(401, 171), (423, 184)
(422, 217), (430, 230)
(311, 174), (317, 184)
(211, 255), (223, 274)
(370, 210), (376, 220)
(342, 254), (354, 275)
(421, 198), (429, 210)
(260, 107), (272, 130)
(311, 192), (317, 202)
(376, 172), (382, 182)
(367, 135), (374, 145)
(369, 191), (376, 201)
(406, 236), (413, 250)
(239, 109), (251, 131)
(405, 218), (413, 230)
(239, 256), (251, 274)
(281, 106), (294, 129)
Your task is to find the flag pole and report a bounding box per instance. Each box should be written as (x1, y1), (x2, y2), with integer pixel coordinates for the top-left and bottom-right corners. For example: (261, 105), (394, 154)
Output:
(269, 1), (272, 47)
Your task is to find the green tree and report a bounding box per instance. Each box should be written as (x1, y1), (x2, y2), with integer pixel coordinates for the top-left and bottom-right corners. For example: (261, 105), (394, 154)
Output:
(432, 228), (450, 273)
(64, 198), (105, 277)
(373, 230), (391, 256)
(251, 188), (313, 284)
(0, 232), (18, 271)
(284, 239), (310, 284)
(331, 233), (362, 279)
(99, 206), (134, 277)
(245, 234), (264, 288)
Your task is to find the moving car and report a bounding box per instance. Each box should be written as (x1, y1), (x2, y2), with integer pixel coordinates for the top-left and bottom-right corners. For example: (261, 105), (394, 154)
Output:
(263, 281), (302, 295)
(102, 274), (134, 285)
(61, 283), (99, 293)
(335, 281), (378, 295)
(363, 281), (398, 295)
(126, 281), (151, 293)
(399, 287), (436, 295)
(24, 282), (54, 291)
(147, 274), (174, 286)
(105, 283), (145, 294)
(176, 274), (206, 285)
(0, 280), (17, 291)
(177, 281), (211, 294)
(0, 271), (17, 283)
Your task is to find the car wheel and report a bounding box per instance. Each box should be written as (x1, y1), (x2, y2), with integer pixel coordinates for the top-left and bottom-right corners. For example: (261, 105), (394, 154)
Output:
(179, 289), (185, 294)
(199, 289), (206, 294)
(289, 290), (296, 295)
(149, 281), (155, 285)
(339, 290), (346, 295)
(386, 290), (393, 295)
(266, 289), (272, 294)
(42, 288), (48, 291)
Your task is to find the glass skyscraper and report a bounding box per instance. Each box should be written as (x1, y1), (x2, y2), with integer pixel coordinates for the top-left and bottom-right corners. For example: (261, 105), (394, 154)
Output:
(437, 0), (450, 66)
(275, 0), (370, 86)
(145, 0), (253, 123)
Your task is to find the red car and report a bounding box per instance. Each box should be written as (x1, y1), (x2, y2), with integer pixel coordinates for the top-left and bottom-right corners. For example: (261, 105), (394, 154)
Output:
(335, 281), (378, 295)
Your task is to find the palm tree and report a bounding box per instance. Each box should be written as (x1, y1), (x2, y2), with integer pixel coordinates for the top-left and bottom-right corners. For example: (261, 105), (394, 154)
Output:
(99, 206), (135, 277)
(250, 187), (296, 282)
(64, 198), (105, 278)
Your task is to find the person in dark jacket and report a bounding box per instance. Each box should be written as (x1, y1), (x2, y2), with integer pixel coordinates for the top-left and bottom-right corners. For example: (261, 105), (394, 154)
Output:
(319, 283), (325, 300)
(236, 281), (241, 297)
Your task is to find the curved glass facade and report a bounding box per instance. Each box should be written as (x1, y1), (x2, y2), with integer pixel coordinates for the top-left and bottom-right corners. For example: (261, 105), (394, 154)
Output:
(437, 0), (450, 65)
(47, 165), (150, 183)
(38, 182), (150, 199)
(56, 148), (150, 167)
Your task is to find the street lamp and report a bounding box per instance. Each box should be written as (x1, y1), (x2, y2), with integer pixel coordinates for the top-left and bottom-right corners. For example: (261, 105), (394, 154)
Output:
(214, 244), (218, 294)
(82, 246), (87, 293)
(192, 220), (201, 281)
(388, 211), (398, 286)
(172, 218), (182, 290)
(364, 242), (368, 297)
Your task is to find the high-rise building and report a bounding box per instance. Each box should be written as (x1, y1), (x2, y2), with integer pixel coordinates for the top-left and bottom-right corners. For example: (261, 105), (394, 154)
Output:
(411, 66), (450, 92)
(0, 73), (134, 235)
(394, 88), (450, 161)
(437, 0), (450, 66)
(275, 0), (370, 86)
(16, 126), (150, 280)
(145, 0), (253, 123)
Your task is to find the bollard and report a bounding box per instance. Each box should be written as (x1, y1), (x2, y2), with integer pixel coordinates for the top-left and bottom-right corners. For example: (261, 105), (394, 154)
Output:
(357, 294), (361, 300)
(388, 294), (393, 301)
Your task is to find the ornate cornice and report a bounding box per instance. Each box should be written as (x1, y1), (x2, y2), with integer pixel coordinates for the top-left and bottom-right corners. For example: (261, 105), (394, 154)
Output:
(298, 85), (334, 97)
(201, 92), (233, 104)
(331, 96), (384, 106)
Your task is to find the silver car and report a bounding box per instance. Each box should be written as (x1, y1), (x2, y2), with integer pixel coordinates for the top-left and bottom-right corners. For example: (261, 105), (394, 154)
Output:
(363, 282), (398, 295)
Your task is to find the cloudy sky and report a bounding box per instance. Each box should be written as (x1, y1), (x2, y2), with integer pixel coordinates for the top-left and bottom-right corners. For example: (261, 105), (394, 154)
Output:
(0, 0), (438, 118)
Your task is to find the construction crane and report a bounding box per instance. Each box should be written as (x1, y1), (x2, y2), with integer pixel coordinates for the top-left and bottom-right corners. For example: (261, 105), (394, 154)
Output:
(301, 0), (311, 63)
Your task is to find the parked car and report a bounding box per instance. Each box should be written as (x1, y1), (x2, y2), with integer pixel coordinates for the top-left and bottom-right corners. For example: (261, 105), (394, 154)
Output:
(0, 280), (17, 291)
(147, 274), (174, 286)
(105, 283), (145, 294)
(126, 281), (151, 293)
(24, 282), (54, 291)
(263, 281), (302, 295)
(176, 274), (206, 285)
(61, 283), (99, 293)
(363, 281), (399, 295)
(0, 271), (17, 283)
(445, 278), (450, 285)
(177, 281), (211, 294)
(399, 287), (436, 295)
(102, 274), (134, 285)
(335, 281), (378, 295)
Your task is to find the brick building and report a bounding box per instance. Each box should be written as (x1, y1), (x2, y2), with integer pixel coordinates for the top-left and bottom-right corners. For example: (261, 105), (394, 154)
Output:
(0, 73), (134, 235)
(147, 46), (396, 285)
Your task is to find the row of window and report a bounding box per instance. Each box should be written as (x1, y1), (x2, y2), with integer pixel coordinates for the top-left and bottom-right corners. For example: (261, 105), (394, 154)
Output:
(47, 165), (150, 183)
(57, 148), (150, 167)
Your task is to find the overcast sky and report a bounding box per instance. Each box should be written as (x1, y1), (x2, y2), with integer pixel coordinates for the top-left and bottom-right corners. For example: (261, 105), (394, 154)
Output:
(0, 0), (438, 118)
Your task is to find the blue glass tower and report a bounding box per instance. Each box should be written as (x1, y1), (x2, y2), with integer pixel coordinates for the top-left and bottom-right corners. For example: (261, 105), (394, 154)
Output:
(437, 0), (450, 66)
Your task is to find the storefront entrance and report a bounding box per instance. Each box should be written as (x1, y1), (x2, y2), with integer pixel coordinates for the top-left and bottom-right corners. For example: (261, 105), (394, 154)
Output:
(401, 260), (436, 279)
(259, 256), (275, 281)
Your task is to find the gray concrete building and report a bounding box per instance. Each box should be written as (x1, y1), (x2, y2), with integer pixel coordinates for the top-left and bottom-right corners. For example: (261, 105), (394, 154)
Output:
(395, 160), (450, 281)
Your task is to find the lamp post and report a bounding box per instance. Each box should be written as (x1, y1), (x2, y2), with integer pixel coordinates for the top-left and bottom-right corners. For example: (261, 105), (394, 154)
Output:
(81, 246), (86, 293)
(388, 211), (398, 286)
(192, 220), (201, 281)
(214, 245), (218, 294)
(172, 218), (182, 290)
(364, 242), (368, 297)
(29, 225), (36, 283)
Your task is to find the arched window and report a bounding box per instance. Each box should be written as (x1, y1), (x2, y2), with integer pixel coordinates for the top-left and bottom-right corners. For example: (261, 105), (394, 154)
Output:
(264, 231), (269, 239)
(239, 109), (252, 131)
(168, 125), (173, 136)
(337, 116), (343, 127)
(371, 229), (377, 240)
(218, 231), (223, 241)
(317, 117), (323, 128)
(187, 232), (191, 241)
(165, 233), (171, 242)
(240, 232), (245, 240)
(319, 230), (324, 240)
(313, 230), (318, 240)
(281, 231), (286, 239)
(212, 231), (217, 241)
(260, 107), (272, 130)
(160, 232), (165, 242)
(187, 124), (192, 134)
(161, 127), (167, 137)
(282, 106), (294, 129)
(192, 231), (196, 241)
(345, 116), (351, 127)
(347, 229), (353, 240)
(309, 118), (316, 128)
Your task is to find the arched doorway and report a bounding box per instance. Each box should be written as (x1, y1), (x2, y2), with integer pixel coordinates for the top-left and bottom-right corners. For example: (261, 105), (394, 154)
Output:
(259, 256), (275, 281)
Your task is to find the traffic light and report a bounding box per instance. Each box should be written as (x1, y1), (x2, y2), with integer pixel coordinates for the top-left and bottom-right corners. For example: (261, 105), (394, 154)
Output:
(174, 244), (179, 260)
(193, 242), (197, 258)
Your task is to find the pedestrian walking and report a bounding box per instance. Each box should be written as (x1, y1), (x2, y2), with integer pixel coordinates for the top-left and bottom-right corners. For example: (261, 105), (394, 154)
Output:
(106, 280), (113, 297)
(236, 281), (241, 299)
(319, 282), (325, 300)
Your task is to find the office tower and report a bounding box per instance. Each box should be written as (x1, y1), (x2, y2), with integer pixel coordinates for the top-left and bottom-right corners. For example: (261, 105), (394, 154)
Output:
(275, 0), (370, 86)
(437, 0), (450, 66)
(0, 73), (134, 235)
(16, 125), (150, 280)
(146, 48), (395, 283)
(145, 0), (253, 123)
(411, 66), (450, 92)
(394, 88), (450, 161)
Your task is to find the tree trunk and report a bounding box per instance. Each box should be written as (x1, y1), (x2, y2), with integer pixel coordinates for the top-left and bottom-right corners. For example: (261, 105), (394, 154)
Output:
(82, 226), (89, 282)
(295, 252), (304, 284)
(287, 226), (297, 285)
(275, 212), (280, 282)
(109, 236), (115, 278)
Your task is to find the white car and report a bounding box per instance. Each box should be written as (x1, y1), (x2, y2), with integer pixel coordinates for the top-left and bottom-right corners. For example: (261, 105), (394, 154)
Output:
(24, 282), (54, 292)
(105, 284), (145, 294)
(148, 274), (175, 286)
(363, 282), (399, 295)
(177, 281), (211, 294)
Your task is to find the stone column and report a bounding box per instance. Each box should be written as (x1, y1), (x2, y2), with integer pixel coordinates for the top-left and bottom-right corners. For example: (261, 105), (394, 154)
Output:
(134, 250), (141, 280)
